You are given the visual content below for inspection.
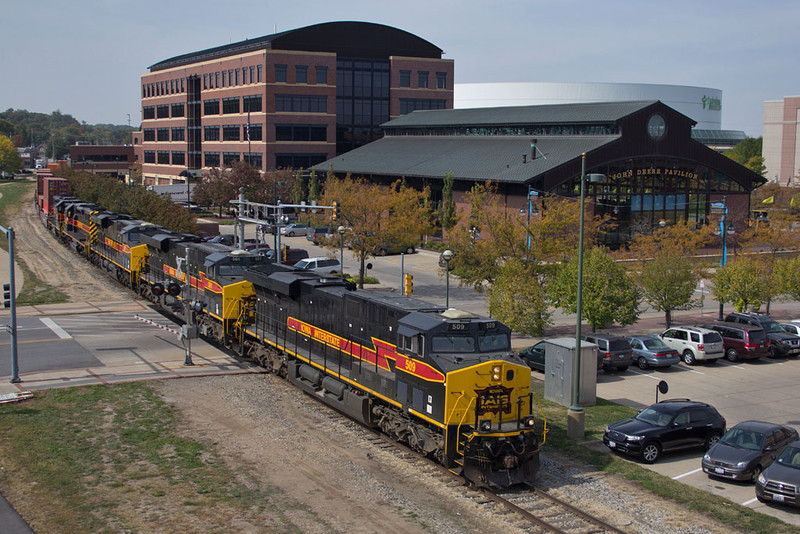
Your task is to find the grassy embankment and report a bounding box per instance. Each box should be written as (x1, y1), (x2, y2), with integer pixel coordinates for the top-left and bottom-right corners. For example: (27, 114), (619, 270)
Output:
(0, 179), (68, 305)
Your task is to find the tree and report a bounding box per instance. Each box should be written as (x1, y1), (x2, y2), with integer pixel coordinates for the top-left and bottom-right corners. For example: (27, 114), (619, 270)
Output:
(323, 175), (434, 287)
(550, 247), (642, 332)
(639, 249), (699, 327)
(712, 257), (772, 312)
(775, 257), (800, 302)
(440, 171), (457, 230)
(725, 137), (765, 175)
(626, 219), (715, 269)
(0, 135), (22, 175)
(488, 258), (551, 336)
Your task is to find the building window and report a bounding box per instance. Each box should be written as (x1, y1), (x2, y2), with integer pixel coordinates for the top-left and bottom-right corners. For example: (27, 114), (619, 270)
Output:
(222, 152), (239, 166)
(156, 128), (169, 142)
(143, 106), (155, 120)
(222, 97), (240, 114)
(156, 105), (169, 118)
(399, 70), (411, 87)
(275, 124), (327, 142)
(204, 152), (220, 167)
(244, 123), (262, 141)
(399, 98), (446, 114)
(243, 152), (263, 168)
(418, 71), (429, 88)
(203, 73), (208, 89)
(242, 68), (248, 85)
(204, 126), (220, 141)
(436, 72), (447, 89)
(222, 71), (227, 87)
(222, 125), (240, 141)
(143, 129), (155, 141)
(171, 127), (185, 141)
(157, 151), (170, 164)
(204, 99), (220, 115)
(235, 68), (240, 85)
(171, 103), (184, 117)
(275, 94), (327, 113)
(250, 66), (255, 84)
(275, 64), (287, 82)
(275, 153), (327, 169)
(257, 65), (262, 82)
(242, 94), (262, 113)
(144, 150), (155, 163)
(296, 65), (307, 84)
(171, 151), (185, 166)
(316, 66), (328, 84)
(215, 72), (220, 87)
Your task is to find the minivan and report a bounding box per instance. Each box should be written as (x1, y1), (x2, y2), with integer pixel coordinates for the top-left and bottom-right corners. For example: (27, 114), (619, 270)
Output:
(293, 257), (342, 274)
(582, 334), (633, 373)
(704, 322), (770, 362)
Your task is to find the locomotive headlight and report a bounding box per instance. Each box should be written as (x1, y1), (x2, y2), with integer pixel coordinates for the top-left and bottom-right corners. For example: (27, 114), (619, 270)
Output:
(479, 419), (492, 432)
(491, 365), (502, 381)
(521, 415), (536, 428)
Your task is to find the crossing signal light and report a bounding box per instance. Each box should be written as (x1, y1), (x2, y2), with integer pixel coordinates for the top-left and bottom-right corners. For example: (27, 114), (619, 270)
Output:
(2, 284), (10, 308)
(332, 200), (340, 221)
(403, 273), (413, 295)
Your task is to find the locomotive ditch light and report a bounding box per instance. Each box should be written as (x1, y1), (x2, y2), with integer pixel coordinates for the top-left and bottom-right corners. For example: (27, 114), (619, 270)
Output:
(152, 283), (165, 296)
(479, 419), (492, 432)
(521, 415), (536, 428)
(191, 300), (205, 313)
(491, 364), (502, 381)
(167, 282), (181, 297)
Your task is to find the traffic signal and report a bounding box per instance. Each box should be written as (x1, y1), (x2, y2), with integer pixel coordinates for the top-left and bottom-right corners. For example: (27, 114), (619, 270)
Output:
(2, 284), (10, 308)
(403, 273), (413, 295)
(332, 200), (340, 221)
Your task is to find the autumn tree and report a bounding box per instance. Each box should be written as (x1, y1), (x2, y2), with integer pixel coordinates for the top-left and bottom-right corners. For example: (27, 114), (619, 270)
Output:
(0, 135), (22, 176)
(323, 175), (434, 287)
(626, 219), (715, 269)
(639, 249), (699, 327)
(774, 256), (800, 302)
(550, 247), (642, 332)
(440, 171), (457, 230)
(488, 258), (551, 336)
(712, 257), (772, 312)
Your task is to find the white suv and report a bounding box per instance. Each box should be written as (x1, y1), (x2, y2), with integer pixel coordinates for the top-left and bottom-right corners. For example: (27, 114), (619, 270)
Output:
(293, 257), (342, 274)
(659, 326), (724, 365)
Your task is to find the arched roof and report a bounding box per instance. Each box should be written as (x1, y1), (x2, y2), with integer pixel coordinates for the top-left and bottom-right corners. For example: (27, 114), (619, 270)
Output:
(149, 21), (443, 71)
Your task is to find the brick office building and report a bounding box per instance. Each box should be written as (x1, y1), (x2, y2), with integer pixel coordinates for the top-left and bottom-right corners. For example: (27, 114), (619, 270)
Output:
(136, 21), (454, 185)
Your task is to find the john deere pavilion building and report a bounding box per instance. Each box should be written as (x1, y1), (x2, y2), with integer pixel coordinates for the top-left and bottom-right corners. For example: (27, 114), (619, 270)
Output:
(316, 100), (765, 244)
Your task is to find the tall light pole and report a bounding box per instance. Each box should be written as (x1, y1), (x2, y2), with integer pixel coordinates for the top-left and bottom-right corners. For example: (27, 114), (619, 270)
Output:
(442, 249), (453, 308)
(716, 196), (734, 320)
(569, 153), (605, 439)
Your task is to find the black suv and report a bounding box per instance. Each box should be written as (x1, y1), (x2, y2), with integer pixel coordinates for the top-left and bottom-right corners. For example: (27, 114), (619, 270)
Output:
(724, 312), (800, 358)
(603, 399), (727, 463)
(583, 334), (633, 373)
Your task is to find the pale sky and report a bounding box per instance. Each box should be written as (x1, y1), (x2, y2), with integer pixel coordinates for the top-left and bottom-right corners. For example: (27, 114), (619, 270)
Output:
(2, 0), (796, 137)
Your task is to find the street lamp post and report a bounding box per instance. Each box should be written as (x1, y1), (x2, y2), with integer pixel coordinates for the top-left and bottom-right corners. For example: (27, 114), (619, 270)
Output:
(569, 153), (605, 439)
(338, 225), (346, 277)
(442, 249), (453, 308)
(717, 196), (734, 320)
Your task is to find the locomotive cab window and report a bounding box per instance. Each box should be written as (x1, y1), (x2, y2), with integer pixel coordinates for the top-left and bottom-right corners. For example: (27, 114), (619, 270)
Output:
(478, 333), (510, 352)
(400, 333), (425, 357)
(432, 335), (475, 353)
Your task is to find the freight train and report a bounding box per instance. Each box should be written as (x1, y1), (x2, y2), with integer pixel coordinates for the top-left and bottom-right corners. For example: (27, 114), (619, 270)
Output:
(35, 179), (547, 488)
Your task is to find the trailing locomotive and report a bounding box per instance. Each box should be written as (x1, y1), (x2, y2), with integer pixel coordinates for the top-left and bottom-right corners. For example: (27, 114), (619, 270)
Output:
(38, 189), (547, 488)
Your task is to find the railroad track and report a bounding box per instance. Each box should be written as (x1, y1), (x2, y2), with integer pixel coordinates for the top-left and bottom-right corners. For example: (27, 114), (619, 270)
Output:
(360, 431), (631, 534)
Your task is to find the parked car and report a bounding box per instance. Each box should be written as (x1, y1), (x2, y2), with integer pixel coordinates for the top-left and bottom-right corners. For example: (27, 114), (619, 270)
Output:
(208, 234), (236, 246)
(659, 326), (724, 365)
(280, 223), (309, 237)
(374, 241), (416, 256)
(306, 227), (334, 245)
(702, 421), (798, 482)
(582, 334), (633, 373)
(780, 323), (800, 336)
(724, 312), (800, 358)
(626, 335), (680, 370)
(703, 322), (770, 362)
(603, 399), (727, 463)
(263, 247), (309, 265)
(756, 439), (800, 506)
(518, 341), (546, 372)
(293, 257), (342, 274)
(244, 243), (272, 255)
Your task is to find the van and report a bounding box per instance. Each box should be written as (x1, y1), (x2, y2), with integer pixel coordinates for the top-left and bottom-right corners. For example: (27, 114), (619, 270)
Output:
(704, 322), (770, 362)
(582, 334), (633, 373)
(293, 257), (341, 274)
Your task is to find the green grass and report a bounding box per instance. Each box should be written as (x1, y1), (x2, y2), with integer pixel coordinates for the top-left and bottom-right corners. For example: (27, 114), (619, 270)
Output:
(0, 180), (69, 305)
(531, 380), (797, 533)
(0, 383), (286, 532)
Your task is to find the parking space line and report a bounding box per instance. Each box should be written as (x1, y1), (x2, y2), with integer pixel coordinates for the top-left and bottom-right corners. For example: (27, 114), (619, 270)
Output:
(714, 361), (745, 369)
(40, 318), (72, 339)
(742, 497), (758, 506)
(672, 467), (702, 480)
(628, 369), (663, 380)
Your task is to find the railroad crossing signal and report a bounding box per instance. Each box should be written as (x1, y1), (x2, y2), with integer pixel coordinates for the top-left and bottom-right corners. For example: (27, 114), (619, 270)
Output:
(403, 273), (413, 295)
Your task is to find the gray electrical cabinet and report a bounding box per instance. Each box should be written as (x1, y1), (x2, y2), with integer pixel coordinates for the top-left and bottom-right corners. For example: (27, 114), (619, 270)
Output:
(543, 337), (598, 407)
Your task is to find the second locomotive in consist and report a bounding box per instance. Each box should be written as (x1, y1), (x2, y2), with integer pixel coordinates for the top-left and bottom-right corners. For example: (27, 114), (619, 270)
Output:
(37, 182), (547, 488)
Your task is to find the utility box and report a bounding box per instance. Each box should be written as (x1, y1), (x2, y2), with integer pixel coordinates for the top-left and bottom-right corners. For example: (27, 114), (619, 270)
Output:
(543, 337), (598, 407)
